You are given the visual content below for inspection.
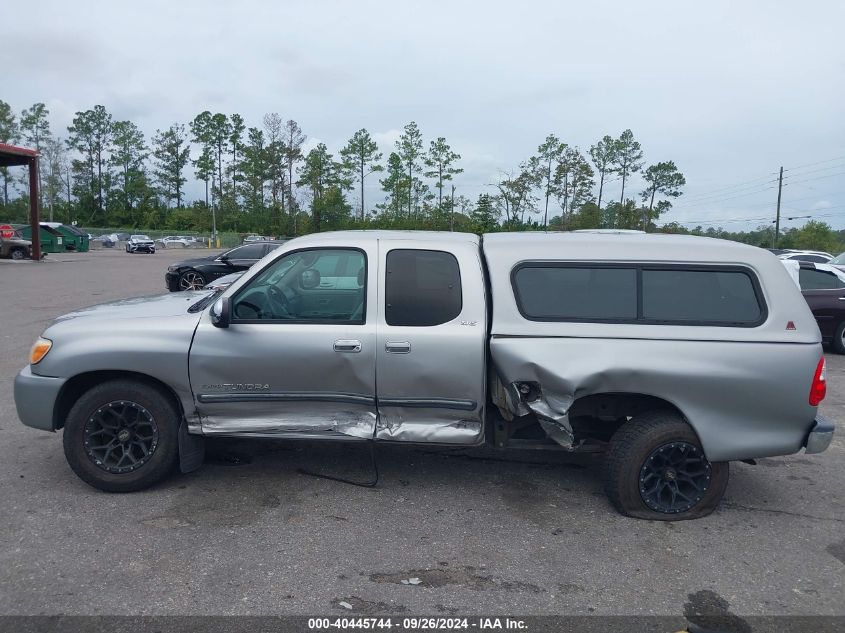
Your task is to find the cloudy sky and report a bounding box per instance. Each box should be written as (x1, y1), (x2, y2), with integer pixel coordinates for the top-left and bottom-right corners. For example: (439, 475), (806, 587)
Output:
(4, 0), (844, 229)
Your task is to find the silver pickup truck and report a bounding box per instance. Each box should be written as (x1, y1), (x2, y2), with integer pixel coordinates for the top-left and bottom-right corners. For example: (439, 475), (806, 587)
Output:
(14, 231), (834, 520)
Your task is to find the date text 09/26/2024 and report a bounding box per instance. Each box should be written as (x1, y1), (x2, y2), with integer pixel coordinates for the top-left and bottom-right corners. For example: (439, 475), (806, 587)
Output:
(308, 618), (527, 630)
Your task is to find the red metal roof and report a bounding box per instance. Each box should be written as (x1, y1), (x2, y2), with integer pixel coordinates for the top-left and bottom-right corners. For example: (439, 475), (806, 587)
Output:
(0, 143), (38, 157)
(0, 143), (39, 167)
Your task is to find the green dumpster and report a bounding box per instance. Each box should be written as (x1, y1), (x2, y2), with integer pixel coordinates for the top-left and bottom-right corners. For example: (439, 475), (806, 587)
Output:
(48, 223), (90, 252)
(17, 224), (65, 253)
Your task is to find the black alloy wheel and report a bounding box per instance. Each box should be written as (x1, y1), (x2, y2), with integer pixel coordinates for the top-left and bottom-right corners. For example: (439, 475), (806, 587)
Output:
(82, 400), (159, 474)
(638, 441), (711, 514)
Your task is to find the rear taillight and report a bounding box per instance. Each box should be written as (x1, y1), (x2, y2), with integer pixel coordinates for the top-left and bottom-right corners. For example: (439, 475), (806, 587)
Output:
(809, 356), (827, 406)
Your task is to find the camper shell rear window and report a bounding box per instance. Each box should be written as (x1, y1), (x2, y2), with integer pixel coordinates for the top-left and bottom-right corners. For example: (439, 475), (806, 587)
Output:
(511, 262), (767, 327)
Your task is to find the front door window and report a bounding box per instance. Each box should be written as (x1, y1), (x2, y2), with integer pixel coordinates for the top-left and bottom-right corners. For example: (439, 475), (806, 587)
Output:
(231, 248), (367, 323)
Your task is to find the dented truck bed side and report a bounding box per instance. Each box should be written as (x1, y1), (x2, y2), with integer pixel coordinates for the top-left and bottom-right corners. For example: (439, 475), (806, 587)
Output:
(482, 232), (823, 462)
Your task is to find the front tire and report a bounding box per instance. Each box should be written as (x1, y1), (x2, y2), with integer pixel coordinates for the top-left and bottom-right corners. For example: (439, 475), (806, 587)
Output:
(63, 380), (180, 492)
(603, 411), (728, 520)
(179, 270), (206, 290)
(10, 247), (26, 260)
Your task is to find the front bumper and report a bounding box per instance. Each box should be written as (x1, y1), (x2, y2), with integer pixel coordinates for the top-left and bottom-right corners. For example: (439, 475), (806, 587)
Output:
(165, 271), (180, 291)
(129, 244), (155, 252)
(804, 415), (835, 454)
(14, 366), (67, 431)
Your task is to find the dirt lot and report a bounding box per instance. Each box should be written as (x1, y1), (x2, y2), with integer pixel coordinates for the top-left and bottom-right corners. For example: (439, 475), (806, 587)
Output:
(0, 249), (843, 618)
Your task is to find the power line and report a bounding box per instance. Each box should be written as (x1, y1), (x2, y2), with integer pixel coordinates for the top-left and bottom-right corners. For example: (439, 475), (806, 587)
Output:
(782, 170), (845, 187)
(674, 153), (845, 207)
(676, 174), (778, 203)
(783, 154), (845, 173)
(782, 163), (845, 179)
(670, 205), (845, 226)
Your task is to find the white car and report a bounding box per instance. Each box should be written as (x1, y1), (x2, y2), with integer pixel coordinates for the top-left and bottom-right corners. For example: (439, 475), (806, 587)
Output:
(202, 271), (245, 291)
(242, 234), (269, 244)
(125, 235), (156, 254)
(159, 235), (196, 249)
(779, 250), (834, 264)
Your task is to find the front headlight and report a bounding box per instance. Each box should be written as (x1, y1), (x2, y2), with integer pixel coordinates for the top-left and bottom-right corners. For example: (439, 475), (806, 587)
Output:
(168, 265), (178, 272)
(30, 337), (52, 364)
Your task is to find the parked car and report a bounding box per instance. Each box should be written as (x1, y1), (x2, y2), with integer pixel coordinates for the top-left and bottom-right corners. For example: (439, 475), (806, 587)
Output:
(826, 251), (845, 272)
(778, 250), (834, 263)
(781, 259), (845, 353)
(164, 241), (285, 291)
(96, 233), (120, 248)
(158, 235), (197, 248)
(14, 231), (834, 520)
(242, 234), (269, 244)
(203, 271), (244, 291)
(125, 235), (156, 254)
(0, 232), (33, 260)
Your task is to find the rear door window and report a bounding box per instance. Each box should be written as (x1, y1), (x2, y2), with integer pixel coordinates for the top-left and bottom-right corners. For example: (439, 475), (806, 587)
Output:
(227, 244), (266, 260)
(385, 249), (462, 326)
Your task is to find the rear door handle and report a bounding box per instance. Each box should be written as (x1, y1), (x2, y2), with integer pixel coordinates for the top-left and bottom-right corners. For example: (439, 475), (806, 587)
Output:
(385, 341), (411, 354)
(334, 340), (361, 353)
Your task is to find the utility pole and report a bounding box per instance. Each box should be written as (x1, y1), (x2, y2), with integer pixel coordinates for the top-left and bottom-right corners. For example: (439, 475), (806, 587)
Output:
(772, 166), (783, 248)
(450, 184), (456, 231)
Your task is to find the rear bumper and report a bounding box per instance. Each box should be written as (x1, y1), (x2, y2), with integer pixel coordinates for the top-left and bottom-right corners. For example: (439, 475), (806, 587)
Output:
(14, 366), (66, 431)
(804, 415), (835, 454)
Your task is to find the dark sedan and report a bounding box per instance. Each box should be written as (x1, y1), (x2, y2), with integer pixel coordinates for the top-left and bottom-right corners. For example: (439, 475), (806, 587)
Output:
(792, 261), (845, 353)
(165, 241), (285, 291)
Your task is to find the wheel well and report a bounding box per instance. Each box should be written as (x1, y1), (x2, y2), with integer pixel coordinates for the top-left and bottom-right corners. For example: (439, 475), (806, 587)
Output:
(53, 370), (184, 430)
(568, 392), (690, 444)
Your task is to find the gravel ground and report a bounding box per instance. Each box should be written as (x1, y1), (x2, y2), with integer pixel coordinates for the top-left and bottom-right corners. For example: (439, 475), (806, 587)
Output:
(0, 248), (842, 619)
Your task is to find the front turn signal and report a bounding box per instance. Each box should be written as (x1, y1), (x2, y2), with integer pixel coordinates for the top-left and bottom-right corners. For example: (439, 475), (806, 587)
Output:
(30, 337), (52, 365)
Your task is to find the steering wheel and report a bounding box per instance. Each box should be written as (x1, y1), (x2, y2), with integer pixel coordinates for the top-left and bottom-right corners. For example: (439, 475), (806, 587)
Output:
(235, 300), (263, 319)
(267, 284), (292, 318)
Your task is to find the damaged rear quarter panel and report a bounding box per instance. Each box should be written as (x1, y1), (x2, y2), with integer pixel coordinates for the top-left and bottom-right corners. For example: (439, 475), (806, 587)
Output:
(489, 335), (820, 461)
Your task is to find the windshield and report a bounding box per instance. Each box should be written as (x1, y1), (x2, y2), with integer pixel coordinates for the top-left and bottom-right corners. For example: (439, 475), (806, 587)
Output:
(131, 235), (150, 240)
(830, 253), (845, 264)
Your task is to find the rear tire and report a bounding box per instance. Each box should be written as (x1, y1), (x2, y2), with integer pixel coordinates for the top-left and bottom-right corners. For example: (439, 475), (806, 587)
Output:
(833, 322), (845, 354)
(603, 411), (728, 520)
(10, 247), (26, 260)
(63, 380), (180, 492)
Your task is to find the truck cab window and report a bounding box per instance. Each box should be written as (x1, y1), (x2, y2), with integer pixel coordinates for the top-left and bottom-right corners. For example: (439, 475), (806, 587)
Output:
(232, 248), (366, 322)
(385, 249), (462, 326)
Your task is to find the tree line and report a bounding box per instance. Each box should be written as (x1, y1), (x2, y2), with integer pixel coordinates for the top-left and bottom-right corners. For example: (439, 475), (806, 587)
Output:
(0, 99), (693, 238)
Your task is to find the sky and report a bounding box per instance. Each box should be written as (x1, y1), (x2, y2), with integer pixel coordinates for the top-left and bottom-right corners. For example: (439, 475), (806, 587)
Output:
(3, 0), (844, 230)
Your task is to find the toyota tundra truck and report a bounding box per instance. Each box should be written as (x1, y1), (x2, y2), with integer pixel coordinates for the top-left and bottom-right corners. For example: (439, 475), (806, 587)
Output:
(14, 231), (835, 520)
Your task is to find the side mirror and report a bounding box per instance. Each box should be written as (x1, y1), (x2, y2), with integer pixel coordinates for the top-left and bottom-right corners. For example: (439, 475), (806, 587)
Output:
(300, 268), (321, 290)
(211, 297), (231, 328)
(220, 254), (231, 265)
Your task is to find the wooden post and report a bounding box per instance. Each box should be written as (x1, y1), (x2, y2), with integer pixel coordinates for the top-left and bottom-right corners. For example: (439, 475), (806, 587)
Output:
(28, 156), (41, 261)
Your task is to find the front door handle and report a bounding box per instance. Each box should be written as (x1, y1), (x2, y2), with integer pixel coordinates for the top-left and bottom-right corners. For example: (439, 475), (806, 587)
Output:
(334, 340), (361, 353)
(385, 341), (411, 354)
